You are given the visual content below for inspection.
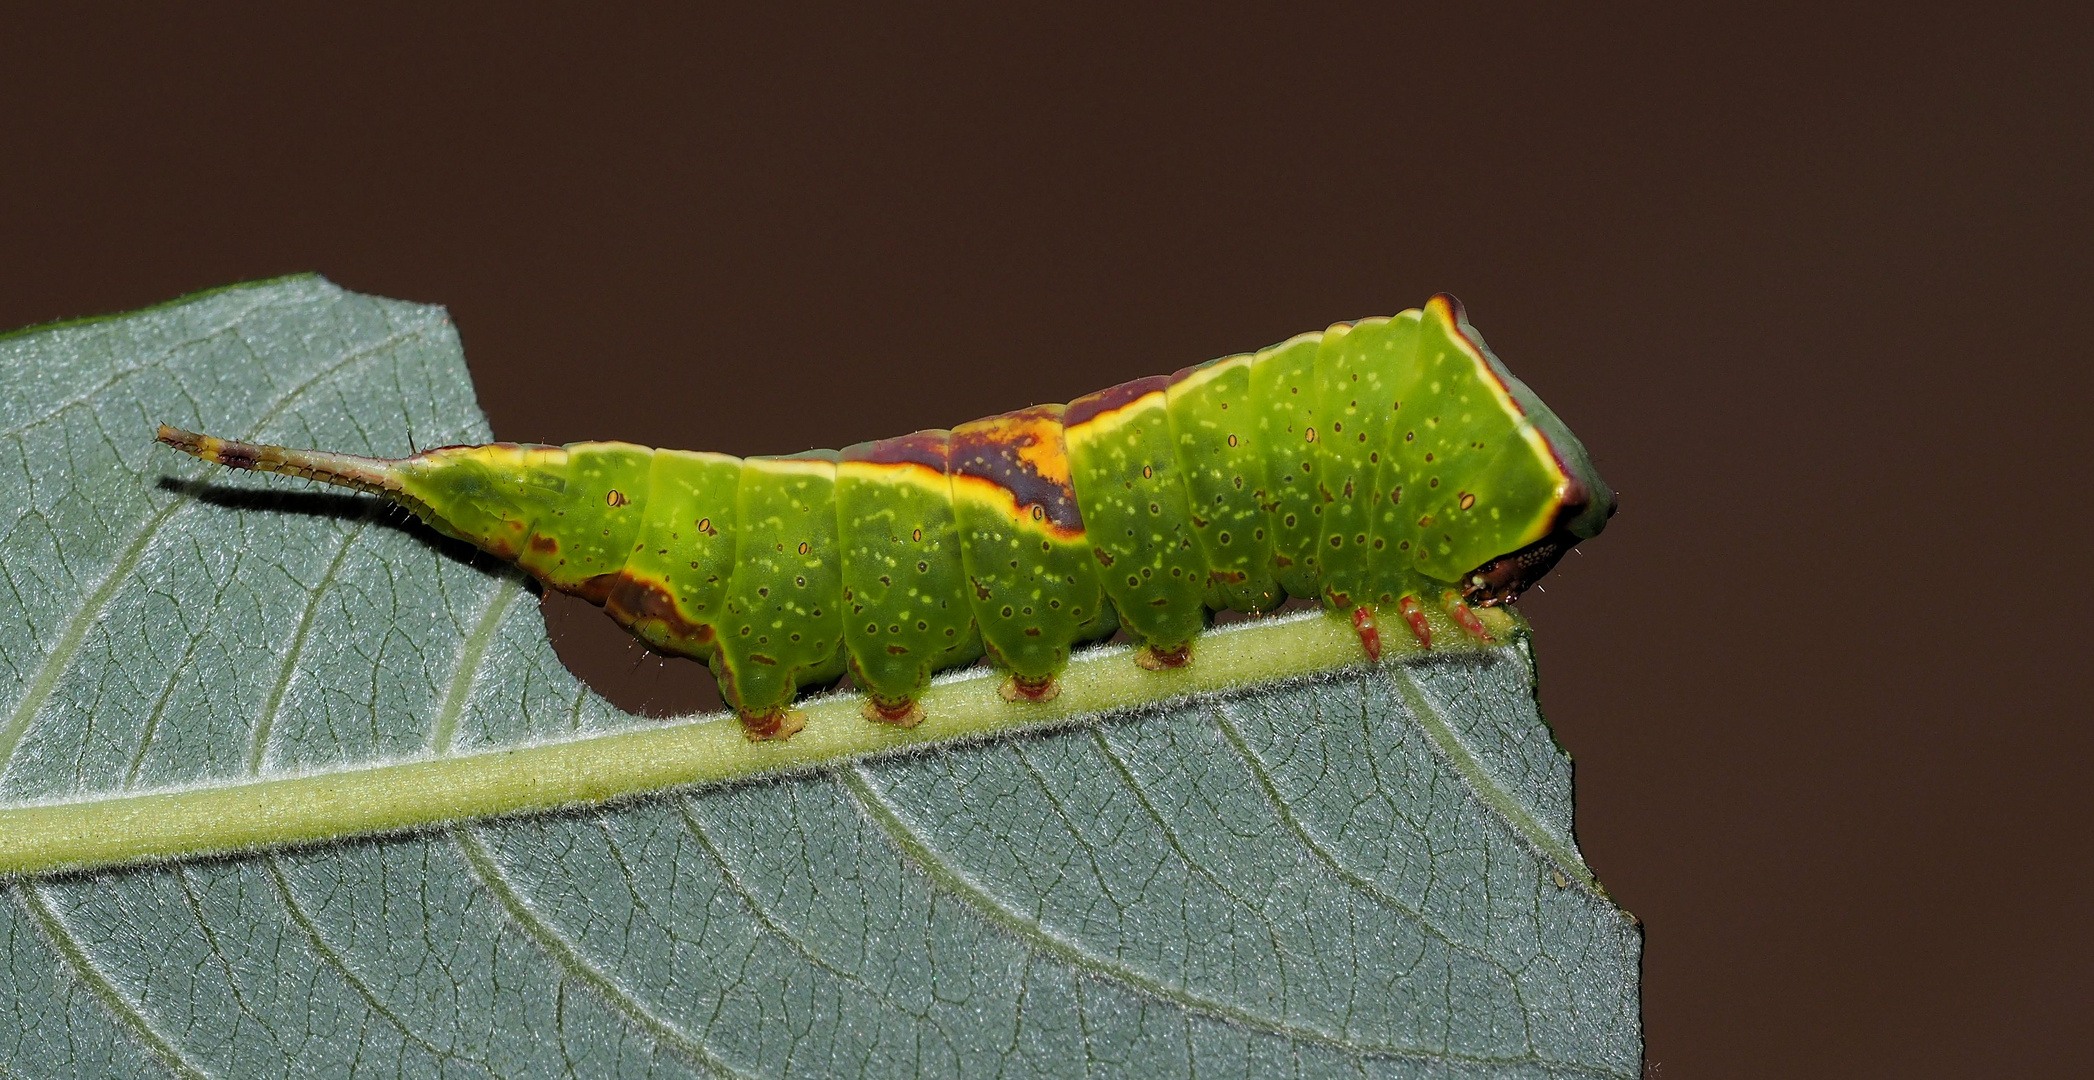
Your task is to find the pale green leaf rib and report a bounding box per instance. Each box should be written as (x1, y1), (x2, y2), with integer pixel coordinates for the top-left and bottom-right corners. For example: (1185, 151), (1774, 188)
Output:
(838, 760), (1613, 1076)
(260, 857), (459, 1066)
(1207, 683), (1561, 964)
(247, 516), (374, 774)
(1387, 661), (1602, 896)
(430, 583), (524, 756)
(0, 320), (428, 780)
(123, 586), (213, 791)
(0, 495), (187, 776)
(18, 886), (210, 1080)
(0, 611), (1505, 879)
(673, 799), (862, 984)
(1096, 713), (1533, 1020)
(453, 829), (746, 1079)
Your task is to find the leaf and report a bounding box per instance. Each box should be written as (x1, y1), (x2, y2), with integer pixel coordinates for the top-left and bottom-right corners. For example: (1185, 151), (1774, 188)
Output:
(0, 277), (1641, 1078)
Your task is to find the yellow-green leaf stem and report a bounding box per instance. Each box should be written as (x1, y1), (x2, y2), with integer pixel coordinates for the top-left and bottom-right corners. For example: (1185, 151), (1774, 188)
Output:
(0, 605), (1517, 879)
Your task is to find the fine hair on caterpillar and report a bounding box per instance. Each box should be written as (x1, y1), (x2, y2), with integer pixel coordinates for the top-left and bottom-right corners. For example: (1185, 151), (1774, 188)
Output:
(159, 294), (1614, 741)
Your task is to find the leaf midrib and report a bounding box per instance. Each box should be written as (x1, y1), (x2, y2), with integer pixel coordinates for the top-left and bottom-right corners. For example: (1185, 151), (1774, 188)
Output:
(0, 611), (1511, 879)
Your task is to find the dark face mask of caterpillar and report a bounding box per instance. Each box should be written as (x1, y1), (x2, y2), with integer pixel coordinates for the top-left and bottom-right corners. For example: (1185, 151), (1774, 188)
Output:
(1460, 530), (1581, 607)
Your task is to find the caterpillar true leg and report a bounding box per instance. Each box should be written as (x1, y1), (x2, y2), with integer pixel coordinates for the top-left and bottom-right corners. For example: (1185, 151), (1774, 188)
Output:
(1442, 590), (1494, 642)
(1350, 605), (1384, 662)
(1396, 595), (1433, 650)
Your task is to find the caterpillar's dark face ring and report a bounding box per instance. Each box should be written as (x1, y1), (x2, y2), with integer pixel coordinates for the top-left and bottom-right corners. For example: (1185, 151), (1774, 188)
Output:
(1461, 530), (1578, 607)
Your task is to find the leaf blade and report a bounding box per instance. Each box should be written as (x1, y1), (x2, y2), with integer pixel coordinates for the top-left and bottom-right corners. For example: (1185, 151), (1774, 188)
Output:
(0, 278), (1640, 1078)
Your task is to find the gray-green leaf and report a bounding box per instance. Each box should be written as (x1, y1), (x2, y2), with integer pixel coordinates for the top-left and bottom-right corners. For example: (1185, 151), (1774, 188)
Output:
(0, 277), (1640, 1079)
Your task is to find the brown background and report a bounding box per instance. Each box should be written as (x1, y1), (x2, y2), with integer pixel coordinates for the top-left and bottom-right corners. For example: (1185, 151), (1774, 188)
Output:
(3, 6), (2087, 1075)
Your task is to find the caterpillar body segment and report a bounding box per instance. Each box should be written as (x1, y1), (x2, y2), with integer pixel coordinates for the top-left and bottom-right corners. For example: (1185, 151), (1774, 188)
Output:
(835, 431), (983, 725)
(157, 295), (1614, 740)
(602, 448), (741, 660)
(710, 453), (848, 739)
(1251, 330), (1330, 601)
(948, 406), (1119, 694)
(1162, 351), (1284, 615)
(1315, 313), (1413, 611)
(1063, 376), (1206, 665)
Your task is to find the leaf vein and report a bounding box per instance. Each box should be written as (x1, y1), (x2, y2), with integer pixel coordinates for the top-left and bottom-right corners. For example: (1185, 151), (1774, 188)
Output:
(14, 883), (212, 1080)
(248, 516), (374, 774)
(262, 858), (473, 1070)
(1206, 694), (1536, 1013)
(427, 582), (521, 755)
(840, 762), (1602, 1070)
(1385, 666), (1604, 900)
(0, 321), (430, 781)
(674, 799), (865, 986)
(453, 829), (747, 1080)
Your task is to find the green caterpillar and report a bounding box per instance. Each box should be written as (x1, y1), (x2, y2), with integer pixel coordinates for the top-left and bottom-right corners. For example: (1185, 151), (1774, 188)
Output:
(158, 295), (1612, 740)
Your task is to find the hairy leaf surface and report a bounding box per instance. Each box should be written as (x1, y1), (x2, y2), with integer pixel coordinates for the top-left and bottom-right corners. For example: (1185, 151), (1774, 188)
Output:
(0, 277), (1639, 1078)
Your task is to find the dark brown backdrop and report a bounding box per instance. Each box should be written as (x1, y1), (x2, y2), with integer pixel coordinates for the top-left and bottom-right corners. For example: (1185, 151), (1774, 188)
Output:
(4, 6), (2087, 1076)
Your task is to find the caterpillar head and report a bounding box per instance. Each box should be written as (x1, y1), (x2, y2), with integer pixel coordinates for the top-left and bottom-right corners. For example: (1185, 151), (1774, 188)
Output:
(1459, 468), (1617, 607)
(1460, 530), (1578, 607)
(1460, 476), (1617, 606)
